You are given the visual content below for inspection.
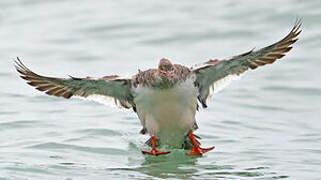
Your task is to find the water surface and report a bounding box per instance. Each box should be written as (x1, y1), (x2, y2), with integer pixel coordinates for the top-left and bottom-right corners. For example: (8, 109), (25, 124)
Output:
(0, 0), (320, 179)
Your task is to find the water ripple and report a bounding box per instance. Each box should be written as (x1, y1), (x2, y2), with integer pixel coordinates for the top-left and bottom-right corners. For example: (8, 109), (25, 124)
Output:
(75, 128), (122, 136)
(0, 0), (320, 179)
(27, 142), (127, 155)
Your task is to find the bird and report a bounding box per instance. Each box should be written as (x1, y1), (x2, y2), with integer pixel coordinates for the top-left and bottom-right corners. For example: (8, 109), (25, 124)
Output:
(14, 20), (301, 156)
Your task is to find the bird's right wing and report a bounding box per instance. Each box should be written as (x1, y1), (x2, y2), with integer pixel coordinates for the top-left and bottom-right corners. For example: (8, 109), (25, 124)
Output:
(15, 58), (134, 109)
(192, 20), (302, 108)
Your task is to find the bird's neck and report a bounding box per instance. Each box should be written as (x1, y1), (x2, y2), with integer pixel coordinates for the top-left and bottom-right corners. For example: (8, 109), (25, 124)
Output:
(152, 75), (178, 89)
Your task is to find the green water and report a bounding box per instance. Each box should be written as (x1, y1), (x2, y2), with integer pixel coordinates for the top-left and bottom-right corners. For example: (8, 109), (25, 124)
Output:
(0, 0), (320, 179)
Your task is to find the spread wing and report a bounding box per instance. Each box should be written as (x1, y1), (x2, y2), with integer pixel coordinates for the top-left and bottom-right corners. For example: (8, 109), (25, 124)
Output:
(192, 20), (302, 108)
(14, 58), (134, 109)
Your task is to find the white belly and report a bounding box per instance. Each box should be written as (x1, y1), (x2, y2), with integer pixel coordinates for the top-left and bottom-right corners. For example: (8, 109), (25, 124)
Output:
(134, 78), (198, 148)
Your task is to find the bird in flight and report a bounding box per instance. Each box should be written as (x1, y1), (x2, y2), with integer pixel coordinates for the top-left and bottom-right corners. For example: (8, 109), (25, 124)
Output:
(15, 20), (301, 156)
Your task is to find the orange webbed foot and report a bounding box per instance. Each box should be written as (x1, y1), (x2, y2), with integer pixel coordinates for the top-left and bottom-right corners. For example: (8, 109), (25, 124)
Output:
(186, 132), (215, 156)
(142, 136), (170, 156)
(186, 145), (215, 155)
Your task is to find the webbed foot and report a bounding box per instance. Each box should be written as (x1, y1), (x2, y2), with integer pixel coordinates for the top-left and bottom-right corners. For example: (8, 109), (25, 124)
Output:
(186, 132), (214, 155)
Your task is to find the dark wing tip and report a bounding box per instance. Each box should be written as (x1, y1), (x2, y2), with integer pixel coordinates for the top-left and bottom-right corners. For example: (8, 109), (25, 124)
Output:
(14, 57), (37, 79)
(248, 19), (302, 68)
(14, 57), (27, 73)
(292, 17), (302, 37)
(220, 18), (302, 72)
(284, 18), (302, 42)
(14, 58), (74, 99)
(294, 17), (303, 30)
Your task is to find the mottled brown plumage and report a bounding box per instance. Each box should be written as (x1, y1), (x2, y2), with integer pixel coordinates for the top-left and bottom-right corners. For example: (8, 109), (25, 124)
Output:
(132, 62), (192, 88)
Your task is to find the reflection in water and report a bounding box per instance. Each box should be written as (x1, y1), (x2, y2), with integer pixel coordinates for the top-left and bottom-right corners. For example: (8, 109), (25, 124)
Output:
(107, 149), (200, 179)
(122, 143), (283, 179)
(108, 149), (276, 179)
(139, 150), (198, 179)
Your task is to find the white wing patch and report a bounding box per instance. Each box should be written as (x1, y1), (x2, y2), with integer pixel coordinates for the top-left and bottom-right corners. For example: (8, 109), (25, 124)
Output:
(73, 94), (127, 109)
(208, 74), (241, 98)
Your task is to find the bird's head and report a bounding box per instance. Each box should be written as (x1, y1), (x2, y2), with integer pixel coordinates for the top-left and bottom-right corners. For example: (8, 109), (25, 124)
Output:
(158, 58), (175, 78)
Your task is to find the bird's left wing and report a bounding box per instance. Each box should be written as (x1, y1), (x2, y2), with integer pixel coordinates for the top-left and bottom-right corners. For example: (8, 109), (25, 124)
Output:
(15, 58), (134, 109)
(192, 20), (302, 108)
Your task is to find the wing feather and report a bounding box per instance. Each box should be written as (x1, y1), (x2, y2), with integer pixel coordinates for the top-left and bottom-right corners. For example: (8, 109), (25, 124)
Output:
(14, 58), (134, 109)
(192, 19), (302, 108)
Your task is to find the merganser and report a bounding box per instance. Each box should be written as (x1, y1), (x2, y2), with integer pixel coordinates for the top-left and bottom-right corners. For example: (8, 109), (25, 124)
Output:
(15, 20), (301, 156)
